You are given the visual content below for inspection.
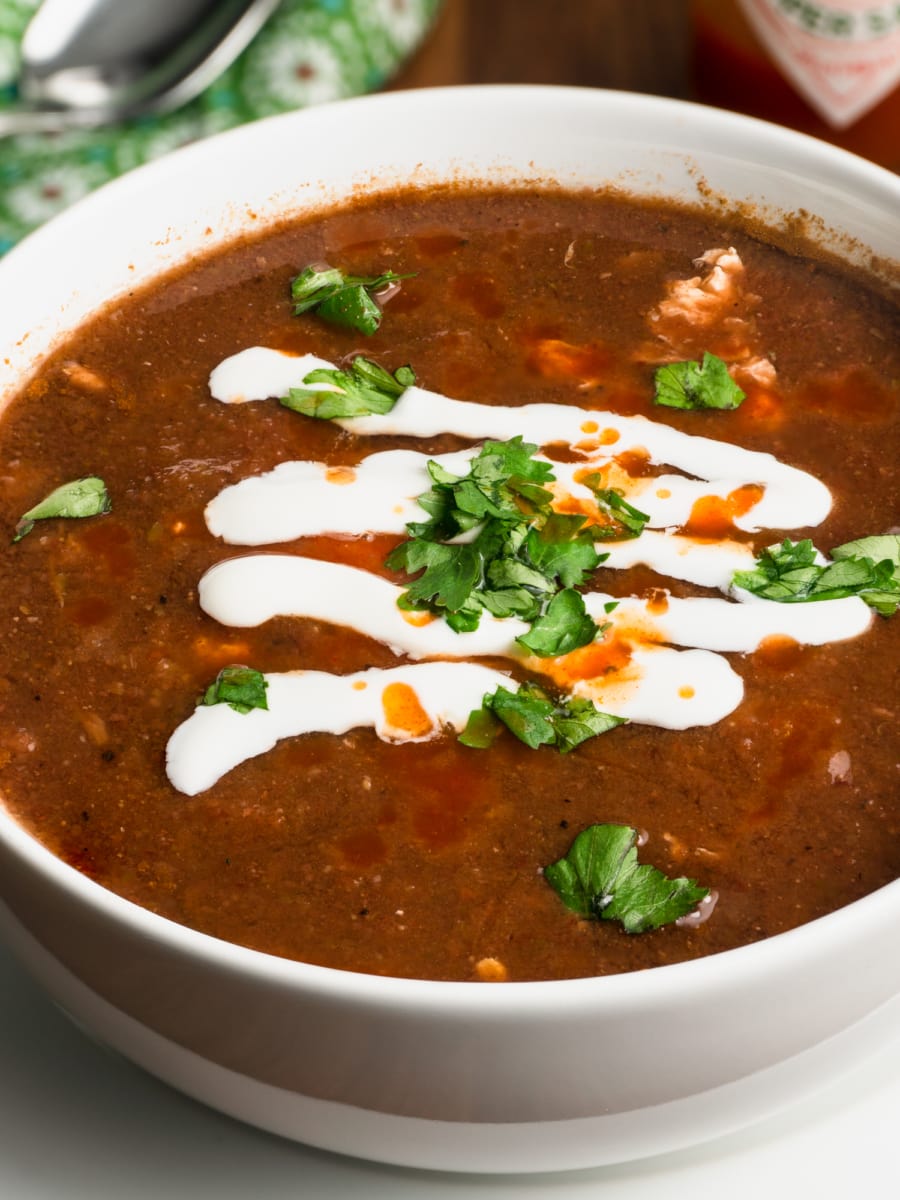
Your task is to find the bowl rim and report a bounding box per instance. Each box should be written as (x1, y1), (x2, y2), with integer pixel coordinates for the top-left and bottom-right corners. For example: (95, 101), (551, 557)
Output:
(0, 83), (898, 1010)
(5, 798), (900, 1013)
(2, 83), (899, 409)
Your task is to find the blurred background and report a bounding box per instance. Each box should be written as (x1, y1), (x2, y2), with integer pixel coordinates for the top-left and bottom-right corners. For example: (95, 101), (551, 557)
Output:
(0, 0), (896, 253)
(396, 0), (898, 170)
(392, 0), (690, 98)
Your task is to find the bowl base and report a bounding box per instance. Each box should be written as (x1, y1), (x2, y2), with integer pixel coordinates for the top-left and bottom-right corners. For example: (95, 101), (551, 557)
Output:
(1, 898), (896, 1174)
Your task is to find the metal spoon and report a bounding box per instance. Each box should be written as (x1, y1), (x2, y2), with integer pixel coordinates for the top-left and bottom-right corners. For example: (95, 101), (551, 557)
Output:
(0, 0), (281, 137)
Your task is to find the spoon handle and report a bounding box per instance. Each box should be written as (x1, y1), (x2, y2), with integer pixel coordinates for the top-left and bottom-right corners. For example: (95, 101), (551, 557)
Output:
(0, 108), (93, 137)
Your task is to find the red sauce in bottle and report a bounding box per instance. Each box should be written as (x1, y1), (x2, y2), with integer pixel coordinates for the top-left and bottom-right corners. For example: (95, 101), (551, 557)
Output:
(690, 0), (900, 171)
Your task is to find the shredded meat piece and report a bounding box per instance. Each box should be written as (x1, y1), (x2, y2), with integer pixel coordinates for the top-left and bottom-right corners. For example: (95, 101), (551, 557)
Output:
(645, 247), (777, 388)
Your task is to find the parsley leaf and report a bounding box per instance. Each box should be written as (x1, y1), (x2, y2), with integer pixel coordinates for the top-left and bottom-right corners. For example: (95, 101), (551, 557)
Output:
(653, 352), (745, 411)
(13, 476), (111, 542)
(282, 356), (415, 420)
(544, 824), (709, 933)
(459, 682), (625, 752)
(290, 264), (413, 335)
(201, 666), (269, 714)
(733, 536), (900, 615)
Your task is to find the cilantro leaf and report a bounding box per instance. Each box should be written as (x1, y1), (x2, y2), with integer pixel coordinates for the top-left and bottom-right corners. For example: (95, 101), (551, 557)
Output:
(387, 539), (481, 612)
(289, 265), (346, 313)
(515, 588), (598, 657)
(476, 683), (558, 749)
(732, 538), (819, 601)
(388, 436), (611, 648)
(460, 682), (625, 753)
(201, 666), (269, 714)
(478, 438), (556, 486)
(653, 352), (745, 411)
(832, 534), (900, 616)
(544, 824), (709, 933)
(832, 534), (900, 571)
(526, 513), (607, 587)
(456, 438), (555, 525)
(456, 705), (501, 748)
(282, 356), (414, 419)
(580, 476), (649, 540)
(486, 555), (555, 595)
(552, 696), (625, 751)
(733, 536), (900, 614)
(290, 264), (413, 335)
(13, 476), (111, 542)
(477, 584), (542, 620)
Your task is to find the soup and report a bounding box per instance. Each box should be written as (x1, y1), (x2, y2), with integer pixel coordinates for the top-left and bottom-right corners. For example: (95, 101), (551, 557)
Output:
(0, 187), (897, 982)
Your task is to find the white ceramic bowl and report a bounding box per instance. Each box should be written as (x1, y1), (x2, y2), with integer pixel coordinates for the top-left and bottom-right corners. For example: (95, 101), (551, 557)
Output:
(0, 86), (898, 1175)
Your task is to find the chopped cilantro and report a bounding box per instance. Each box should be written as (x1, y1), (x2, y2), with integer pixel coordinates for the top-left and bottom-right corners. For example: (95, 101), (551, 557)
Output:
(653, 352), (745, 411)
(526, 513), (606, 586)
(544, 824), (709, 933)
(392, 539), (482, 614)
(580, 476), (650, 539)
(405, 437), (556, 542)
(515, 587), (598, 656)
(290, 264), (413, 335)
(13, 476), (110, 542)
(833, 534), (900, 571)
(386, 437), (616, 650)
(732, 535), (900, 615)
(459, 682), (625, 753)
(282, 356), (415, 420)
(201, 666), (269, 714)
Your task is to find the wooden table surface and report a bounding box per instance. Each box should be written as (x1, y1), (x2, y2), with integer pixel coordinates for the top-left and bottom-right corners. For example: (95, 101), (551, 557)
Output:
(392, 0), (691, 98)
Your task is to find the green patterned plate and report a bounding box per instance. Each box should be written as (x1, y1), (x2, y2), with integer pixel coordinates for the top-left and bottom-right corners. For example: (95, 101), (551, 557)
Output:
(0, 0), (441, 252)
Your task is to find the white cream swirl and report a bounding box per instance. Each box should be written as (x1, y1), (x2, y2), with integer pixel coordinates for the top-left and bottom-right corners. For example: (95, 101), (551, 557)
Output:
(164, 348), (870, 795)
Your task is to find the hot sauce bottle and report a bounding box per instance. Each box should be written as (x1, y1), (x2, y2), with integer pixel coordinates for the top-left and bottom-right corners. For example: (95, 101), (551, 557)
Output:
(690, 0), (900, 171)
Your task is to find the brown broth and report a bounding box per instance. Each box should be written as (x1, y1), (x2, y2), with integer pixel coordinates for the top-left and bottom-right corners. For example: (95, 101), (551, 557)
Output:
(0, 187), (897, 981)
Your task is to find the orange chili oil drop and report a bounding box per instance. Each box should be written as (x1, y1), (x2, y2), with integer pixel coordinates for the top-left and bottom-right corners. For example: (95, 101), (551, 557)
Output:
(293, 532), (403, 577)
(408, 749), (488, 849)
(526, 337), (610, 382)
(794, 369), (895, 424)
(542, 635), (634, 686)
(614, 448), (654, 477)
(324, 465), (357, 485)
(542, 442), (588, 464)
(551, 491), (597, 522)
(645, 588), (670, 615)
(684, 483), (764, 539)
(754, 634), (807, 671)
(737, 384), (784, 427)
(381, 682), (434, 739)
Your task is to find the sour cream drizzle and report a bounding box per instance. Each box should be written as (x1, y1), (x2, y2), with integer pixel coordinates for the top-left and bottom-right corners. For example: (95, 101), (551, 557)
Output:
(165, 347), (871, 795)
(208, 348), (832, 530)
(199, 554), (871, 660)
(167, 663), (512, 797)
(207, 447), (799, 546)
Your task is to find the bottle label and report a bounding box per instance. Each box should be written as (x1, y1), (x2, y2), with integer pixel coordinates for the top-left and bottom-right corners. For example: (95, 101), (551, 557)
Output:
(738, 0), (900, 127)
